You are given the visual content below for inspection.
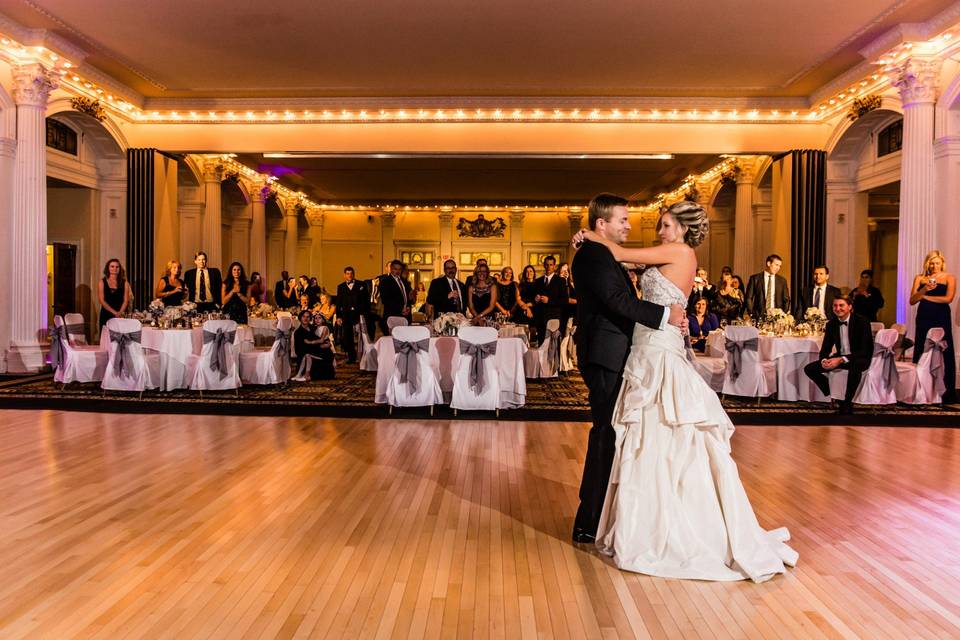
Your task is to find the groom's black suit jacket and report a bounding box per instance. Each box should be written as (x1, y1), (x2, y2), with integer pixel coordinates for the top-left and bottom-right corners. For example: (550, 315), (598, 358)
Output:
(572, 240), (667, 372)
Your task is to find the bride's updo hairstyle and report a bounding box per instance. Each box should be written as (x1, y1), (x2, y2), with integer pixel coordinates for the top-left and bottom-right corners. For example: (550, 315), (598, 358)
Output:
(661, 201), (709, 248)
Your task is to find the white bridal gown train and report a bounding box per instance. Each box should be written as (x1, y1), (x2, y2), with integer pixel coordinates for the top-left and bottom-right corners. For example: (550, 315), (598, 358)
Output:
(595, 267), (798, 582)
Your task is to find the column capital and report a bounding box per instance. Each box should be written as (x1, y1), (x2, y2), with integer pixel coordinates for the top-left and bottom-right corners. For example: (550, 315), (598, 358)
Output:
(201, 158), (224, 183)
(305, 209), (325, 227)
(509, 209), (525, 226)
(886, 57), (942, 107)
(283, 204), (300, 218)
(248, 180), (270, 203)
(381, 209), (397, 226)
(438, 206), (455, 224)
(12, 63), (59, 107)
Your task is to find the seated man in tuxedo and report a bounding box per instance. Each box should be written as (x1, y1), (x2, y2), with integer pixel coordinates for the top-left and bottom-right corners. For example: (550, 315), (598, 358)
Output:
(744, 254), (790, 319)
(533, 255), (568, 343)
(183, 251), (222, 313)
(426, 259), (467, 317)
(335, 266), (369, 364)
(378, 259), (412, 333)
(803, 295), (873, 414)
(794, 265), (841, 320)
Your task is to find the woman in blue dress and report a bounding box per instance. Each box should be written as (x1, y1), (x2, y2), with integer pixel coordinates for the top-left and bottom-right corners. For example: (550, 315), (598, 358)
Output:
(910, 250), (956, 402)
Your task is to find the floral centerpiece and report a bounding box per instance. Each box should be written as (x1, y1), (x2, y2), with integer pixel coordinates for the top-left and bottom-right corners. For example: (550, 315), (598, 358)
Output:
(804, 307), (827, 334)
(252, 303), (274, 319)
(433, 312), (468, 336)
(764, 308), (795, 336)
(147, 299), (164, 322)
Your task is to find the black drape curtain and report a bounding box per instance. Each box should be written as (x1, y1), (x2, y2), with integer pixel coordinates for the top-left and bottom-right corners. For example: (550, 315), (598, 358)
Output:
(127, 148), (155, 311)
(789, 149), (827, 300)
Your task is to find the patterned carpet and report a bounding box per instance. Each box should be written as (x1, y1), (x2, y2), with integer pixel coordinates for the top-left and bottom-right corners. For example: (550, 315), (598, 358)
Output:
(1, 365), (958, 425)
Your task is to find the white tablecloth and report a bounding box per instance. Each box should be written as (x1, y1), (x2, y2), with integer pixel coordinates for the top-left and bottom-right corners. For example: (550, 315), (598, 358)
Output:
(374, 336), (528, 408)
(103, 325), (253, 391)
(706, 332), (827, 401)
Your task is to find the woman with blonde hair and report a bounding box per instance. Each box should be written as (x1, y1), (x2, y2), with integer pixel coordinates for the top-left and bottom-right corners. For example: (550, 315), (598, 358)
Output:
(155, 260), (185, 307)
(909, 249), (956, 401)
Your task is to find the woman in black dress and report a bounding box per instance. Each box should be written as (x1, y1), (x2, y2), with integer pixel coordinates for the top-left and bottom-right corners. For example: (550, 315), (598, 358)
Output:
(516, 264), (537, 325)
(293, 310), (335, 380)
(467, 263), (499, 323)
(221, 262), (250, 324)
(98, 258), (132, 329)
(712, 268), (744, 322)
(850, 269), (884, 322)
(910, 250), (956, 402)
(155, 260), (185, 307)
(495, 266), (520, 320)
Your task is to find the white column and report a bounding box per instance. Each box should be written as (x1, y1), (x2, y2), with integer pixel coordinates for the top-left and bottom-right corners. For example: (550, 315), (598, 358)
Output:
(888, 57), (941, 328)
(0, 137), (17, 372)
(567, 207), (584, 236)
(283, 204), (299, 274)
(8, 64), (57, 371)
(509, 209), (524, 270)
(201, 158), (223, 269)
(306, 209), (325, 282)
(248, 181), (267, 278)
(438, 207), (454, 262)
(380, 208), (396, 265)
(733, 165), (756, 279)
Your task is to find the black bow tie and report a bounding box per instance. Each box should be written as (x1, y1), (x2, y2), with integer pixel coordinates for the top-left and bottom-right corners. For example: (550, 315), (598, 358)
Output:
(838, 321), (847, 326)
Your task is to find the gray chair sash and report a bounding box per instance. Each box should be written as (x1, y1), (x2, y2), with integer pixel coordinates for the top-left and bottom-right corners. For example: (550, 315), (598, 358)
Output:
(544, 329), (561, 370)
(50, 325), (66, 370)
(203, 328), (237, 379)
(872, 342), (898, 393)
(925, 335), (948, 397)
(393, 337), (430, 393)
(459, 340), (497, 393)
(274, 328), (291, 360)
(725, 337), (759, 381)
(109, 329), (142, 378)
(65, 323), (86, 341)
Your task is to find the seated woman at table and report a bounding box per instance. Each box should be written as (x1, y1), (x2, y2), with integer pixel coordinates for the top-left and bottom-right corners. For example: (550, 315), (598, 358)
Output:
(221, 261), (250, 325)
(688, 297), (720, 352)
(293, 310), (335, 380)
(155, 260), (186, 307)
(712, 267), (743, 322)
(317, 291), (337, 324)
(496, 266), (520, 320)
(468, 263), (499, 324)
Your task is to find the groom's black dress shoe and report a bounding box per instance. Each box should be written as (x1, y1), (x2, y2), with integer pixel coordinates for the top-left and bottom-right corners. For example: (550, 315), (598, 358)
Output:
(572, 529), (596, 544)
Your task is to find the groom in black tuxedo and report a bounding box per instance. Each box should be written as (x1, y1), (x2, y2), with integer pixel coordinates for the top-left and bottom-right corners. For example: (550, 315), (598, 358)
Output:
(803, 295), (873, 414)
(571, 194), (687, 543)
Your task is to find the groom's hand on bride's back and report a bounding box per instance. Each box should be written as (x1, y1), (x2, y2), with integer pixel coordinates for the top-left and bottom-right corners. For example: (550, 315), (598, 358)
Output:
(668, 304), (689, 333)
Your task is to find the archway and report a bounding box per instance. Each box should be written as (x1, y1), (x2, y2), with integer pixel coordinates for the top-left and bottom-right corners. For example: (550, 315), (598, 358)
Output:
(45, 110), (126, 339)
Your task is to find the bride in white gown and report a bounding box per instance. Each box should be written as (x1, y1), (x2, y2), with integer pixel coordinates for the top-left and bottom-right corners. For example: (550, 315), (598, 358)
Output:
(574, 201), (798, 583)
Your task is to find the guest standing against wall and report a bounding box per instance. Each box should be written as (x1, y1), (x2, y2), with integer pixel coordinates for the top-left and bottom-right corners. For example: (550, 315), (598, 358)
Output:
(98, 258), (132, 329)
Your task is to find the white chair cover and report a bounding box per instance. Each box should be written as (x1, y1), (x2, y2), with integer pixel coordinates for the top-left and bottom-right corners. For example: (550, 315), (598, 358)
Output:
(870, 322), (884, 335)
(896, 327), (946, 404)
(239, 315), (292, 385)
(386, 316), (409, 333)
(847, 328), (899, 405)
(523, 318), (561, 379)
(358, 315), (378, 371)
(64, 312), (89, 346)
(559, 318), (578, 372)
(384, 325), (442, 408)
(52, 315), (108, 384)
(101, 318), (160, 392)
(187, 319), (241, 391)
(721, 326), (776, 397)
(451, 326), (500, 411)
(692, 351), (726, 392)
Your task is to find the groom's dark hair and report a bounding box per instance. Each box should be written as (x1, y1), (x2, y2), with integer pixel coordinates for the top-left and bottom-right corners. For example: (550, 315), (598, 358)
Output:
(588, 193), (629, 230)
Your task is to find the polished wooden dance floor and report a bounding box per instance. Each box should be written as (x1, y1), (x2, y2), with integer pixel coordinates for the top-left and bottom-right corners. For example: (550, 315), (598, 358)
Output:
(1, 411), (958, 639)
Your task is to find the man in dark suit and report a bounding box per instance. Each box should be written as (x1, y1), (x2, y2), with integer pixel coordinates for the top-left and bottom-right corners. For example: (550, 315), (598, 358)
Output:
(378, 259), (411, 332)
(335, 266), (369, 364)
(426, 259), (467, 317)
(571, 193), (687, 544)
(182, 251), (222, 313)
(744, 254), (790, 319)
(532, 255), (568, 343)
(686, 266), (717, 314)
(273, 270), (289, 307)
(794, 265), (842, 321)
(804, 295), (873, 414)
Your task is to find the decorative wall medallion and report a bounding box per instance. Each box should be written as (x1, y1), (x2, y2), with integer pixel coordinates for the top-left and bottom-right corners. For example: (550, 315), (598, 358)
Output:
(70, 97), (106, 121)
(846, 94), (883, 122)
(456, 214), (507, 238)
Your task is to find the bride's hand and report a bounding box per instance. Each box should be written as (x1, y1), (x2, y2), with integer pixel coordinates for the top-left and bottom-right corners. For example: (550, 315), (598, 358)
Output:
(572, 228), (600, 249)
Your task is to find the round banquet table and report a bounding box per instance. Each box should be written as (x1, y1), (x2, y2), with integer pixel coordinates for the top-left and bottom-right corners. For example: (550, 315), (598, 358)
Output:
(705, 331), (827, 402)
(101, 324), (253, 391)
